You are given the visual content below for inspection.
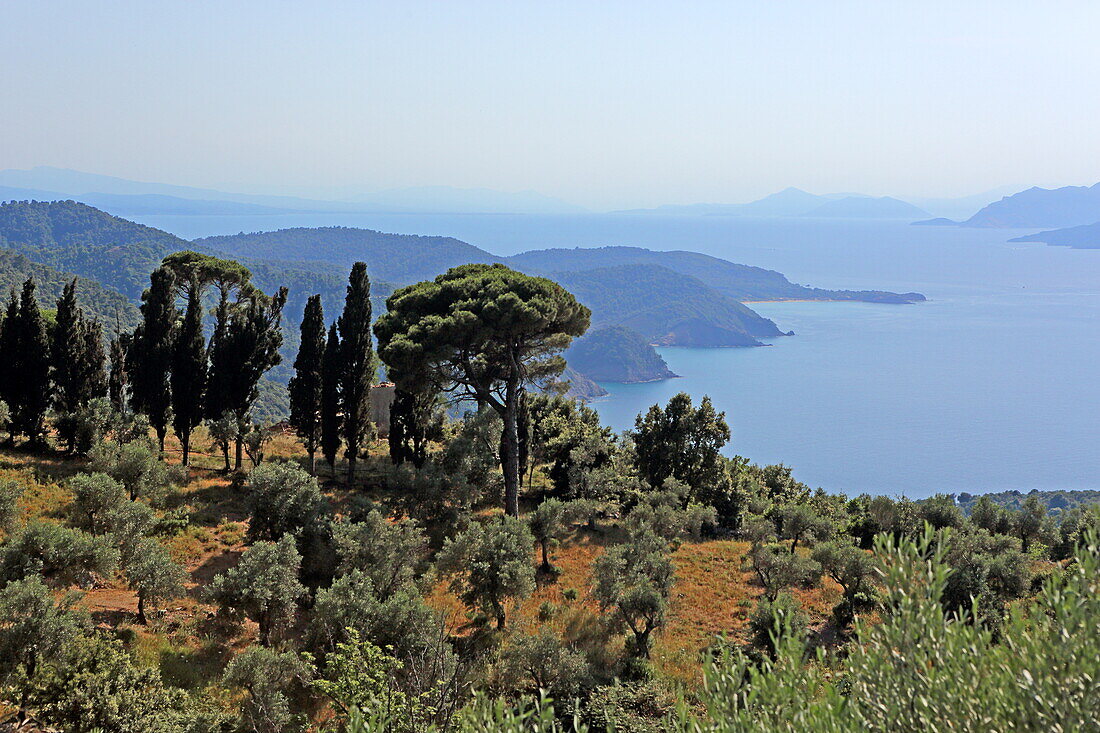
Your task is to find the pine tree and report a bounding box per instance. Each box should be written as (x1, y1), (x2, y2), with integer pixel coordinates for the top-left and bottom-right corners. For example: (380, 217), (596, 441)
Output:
(337, 262), (376, 485)
(288, 295), (325, 475)
(320, 323), (342, 475)
(171, 288), (207, 466)
(207, 288), (287, 470)
(9, 279), (52, 446)
(129, 268), (177, 452)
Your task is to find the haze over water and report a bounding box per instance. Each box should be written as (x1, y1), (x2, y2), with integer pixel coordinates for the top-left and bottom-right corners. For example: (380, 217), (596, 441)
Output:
(140, 212), (1100, 498)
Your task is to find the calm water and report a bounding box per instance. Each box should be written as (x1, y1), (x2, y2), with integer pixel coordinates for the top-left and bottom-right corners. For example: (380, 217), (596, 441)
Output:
(137, 212), (1100, 497)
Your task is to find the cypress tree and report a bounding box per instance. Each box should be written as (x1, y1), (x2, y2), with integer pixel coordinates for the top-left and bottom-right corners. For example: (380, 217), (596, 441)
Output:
(388, 387), (441, 469)
(129, 267), (177, 452)
(207, 288), (287, 470)
(288, 295), (325, 475)
(320, 323), (342, 475)
(9, 279), (51, 446)
(204, 289), (231, 423)
(171, 287), (207, 466)
(52, 280), (107, 452)
(108, 333), (130, 412)
(0, 293), (18, 440)
(337, 262), (376, 485)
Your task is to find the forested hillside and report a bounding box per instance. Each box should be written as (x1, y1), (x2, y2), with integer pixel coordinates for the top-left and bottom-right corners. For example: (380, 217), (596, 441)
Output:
(555, 264), (785, 346)
(565, 326), (678, 382)
(196, 226), (501, 283)
(0, 249), (139, 330)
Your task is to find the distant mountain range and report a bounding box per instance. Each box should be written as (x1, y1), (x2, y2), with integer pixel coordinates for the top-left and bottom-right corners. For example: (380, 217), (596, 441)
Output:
(0, 166), (586, 215)
(916, 182), (1100, 229)
(0, 167), (1018, 220)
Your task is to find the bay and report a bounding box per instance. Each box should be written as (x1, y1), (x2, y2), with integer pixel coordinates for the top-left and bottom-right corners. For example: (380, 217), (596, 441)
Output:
(135, 211), (1100, 497)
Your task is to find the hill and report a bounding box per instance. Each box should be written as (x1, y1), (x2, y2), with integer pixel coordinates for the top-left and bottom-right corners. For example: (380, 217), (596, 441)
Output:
(0, 249), (140, 330)
(802, 195), (930, 219)
(553, 265), (785, 347)
(1008, 222), (1100, 249)
(565, 326), (678, 383)
(195, 227), (501, 283)
(962, 183), (1100, 228)
(507, 246), (925, 304)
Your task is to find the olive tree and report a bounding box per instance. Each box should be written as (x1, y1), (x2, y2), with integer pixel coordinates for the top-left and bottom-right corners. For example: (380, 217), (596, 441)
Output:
(592, 528), (675, 658)
(207, 535), (305, 646)
(436, 515), (536, 629)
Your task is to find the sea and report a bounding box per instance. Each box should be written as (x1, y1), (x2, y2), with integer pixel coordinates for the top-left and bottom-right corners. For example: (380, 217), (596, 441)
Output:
(134, 211), (1100, 498)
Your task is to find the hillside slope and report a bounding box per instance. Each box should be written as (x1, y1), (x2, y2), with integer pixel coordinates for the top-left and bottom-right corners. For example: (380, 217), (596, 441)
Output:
(1009, 222), (1100, 249)
(195, 227), (501, 283)
(0, 249), (140, 330)
(565, 326), (678, 382)
(554, 265), (785, 347)
(507, 246), (925, 304)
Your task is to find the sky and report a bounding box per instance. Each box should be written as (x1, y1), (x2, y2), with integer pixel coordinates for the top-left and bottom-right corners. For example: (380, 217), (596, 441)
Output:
(3, 1), (1100, 210)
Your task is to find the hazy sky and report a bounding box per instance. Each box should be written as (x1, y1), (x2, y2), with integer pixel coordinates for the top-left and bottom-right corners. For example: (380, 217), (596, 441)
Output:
(3, 1), (1100, 209)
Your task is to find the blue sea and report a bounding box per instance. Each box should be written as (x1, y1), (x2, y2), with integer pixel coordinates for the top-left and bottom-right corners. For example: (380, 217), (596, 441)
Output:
(137, 212), (1100, 498)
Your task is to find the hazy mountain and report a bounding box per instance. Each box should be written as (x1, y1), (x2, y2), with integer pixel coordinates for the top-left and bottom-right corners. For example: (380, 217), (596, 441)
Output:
(615, 187), (840, 216)
(905, 185), (1025, 220)
(565, 326), (678, 383)
(961, 183), (1100, 228)
(1009, 222), (1100, 249)
(802, 195), (930, 219)
(0, 167), (585, 215)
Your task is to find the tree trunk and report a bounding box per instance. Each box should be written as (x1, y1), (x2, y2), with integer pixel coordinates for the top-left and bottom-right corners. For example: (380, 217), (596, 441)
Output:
(234, 435), (243, 471)
(501, 379), (522, 517)
(137, 593), (147, 625)
(540, 540), (553, 573)
(181, 432), (190, 466)
(156, 426), (166, 455)
(308, 449), (316, 476)
(221, 444), (231, 472)
(347, 455), (356, 485)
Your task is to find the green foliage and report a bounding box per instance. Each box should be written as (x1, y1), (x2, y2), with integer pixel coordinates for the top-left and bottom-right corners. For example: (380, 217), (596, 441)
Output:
(0, 575), (86, 689)
(388, 386), (444, 469)
(565, 325), (676, 383)
(28, 632), (192, 733)
(499, 628), (591, 702)
(745, 542), (820, 601)
(633, 393), (730, 500)
(171, 287), (208, 464)
(206, 535), (305, 646)
(68, 472), (127, 536)
(88, 437), (170, 501)
(437, 515), (536, 630)
(775, 502), (835, 553)
(51, 278), (108, 451)
(748, 592), (808, 656)
(1, 279), (52, 444)
(0, 521), (118, 587)
(528, 498), (571, 572)
(287, 294), (325, 472)
(313, 629), (431, 732)
(128, 266), (177, 449)
(0, 478), (22, 533)
(331, 510), (428, 598)
(122, 536), (187, 624)
(677, 530), (1100, 732)
(592, 527), (674, 658)
(527, 394), (615, 500)
(223, 645), (313, 733)
(320, 322), (343, 471)
(376, 263), (590, 516)
(338, 261), (377, 483)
